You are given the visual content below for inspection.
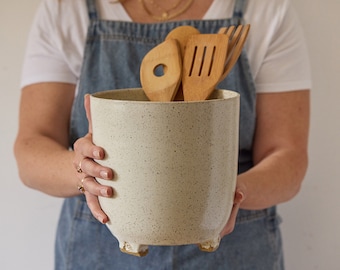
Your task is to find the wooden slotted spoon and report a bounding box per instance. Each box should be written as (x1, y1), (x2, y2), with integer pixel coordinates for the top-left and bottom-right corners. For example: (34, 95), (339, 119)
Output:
(165, 25), (200, 100)
(182, 34), (229, 101)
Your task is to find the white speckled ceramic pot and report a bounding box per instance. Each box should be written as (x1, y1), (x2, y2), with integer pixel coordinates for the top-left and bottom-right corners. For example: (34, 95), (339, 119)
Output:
(90, 88), (240, 256)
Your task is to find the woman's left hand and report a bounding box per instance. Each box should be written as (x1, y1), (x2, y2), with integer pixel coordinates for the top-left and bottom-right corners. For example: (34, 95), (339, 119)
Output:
(220, 186), (245, 237)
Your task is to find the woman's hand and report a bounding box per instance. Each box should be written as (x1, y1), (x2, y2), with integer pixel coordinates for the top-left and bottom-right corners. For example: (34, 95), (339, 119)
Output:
(220, 185), (245, 238)
(73, 94), (114, 224)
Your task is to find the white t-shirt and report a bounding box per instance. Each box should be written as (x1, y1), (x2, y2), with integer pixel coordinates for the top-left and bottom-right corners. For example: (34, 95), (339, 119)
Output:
(21, 0), (312, 93)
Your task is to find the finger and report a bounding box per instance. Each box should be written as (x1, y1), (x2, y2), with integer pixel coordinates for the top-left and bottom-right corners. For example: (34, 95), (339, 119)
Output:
(85, 192), (110, 224)
(77, 158), (113, 180)
(73, 136), (113, 180)
(73, 134), (105, 160)
(82, 176), (113, 197)
(220, 203), (240, 237)
(84, 94), (93, 133)
(220, 190), (245, 237)
(234, 188), (245, 204)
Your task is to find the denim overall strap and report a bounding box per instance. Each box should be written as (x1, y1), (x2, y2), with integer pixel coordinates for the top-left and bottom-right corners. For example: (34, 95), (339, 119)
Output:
(59, 0), (284, 269)
(85, 0), (98, 20)
(233, 0), (247, 23)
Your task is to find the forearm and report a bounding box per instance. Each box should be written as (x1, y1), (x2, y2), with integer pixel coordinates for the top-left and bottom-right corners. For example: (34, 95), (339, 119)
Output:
(14, 134), (78, 197)
(239, 90), (310, 210)
(13, 83), (80, 197)
(238, 147), (308, 210)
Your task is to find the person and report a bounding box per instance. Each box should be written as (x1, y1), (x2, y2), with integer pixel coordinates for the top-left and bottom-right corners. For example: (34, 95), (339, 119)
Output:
(14, 0), (311, 269)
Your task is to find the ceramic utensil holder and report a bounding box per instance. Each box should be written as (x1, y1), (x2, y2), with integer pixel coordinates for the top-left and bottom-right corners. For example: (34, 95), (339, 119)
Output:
(90, 88), (240, 257)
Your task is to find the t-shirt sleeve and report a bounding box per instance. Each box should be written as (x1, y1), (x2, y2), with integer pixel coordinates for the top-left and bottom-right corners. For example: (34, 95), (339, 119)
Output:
(254, 1), (312, 93)
(20, 1), (78, 88)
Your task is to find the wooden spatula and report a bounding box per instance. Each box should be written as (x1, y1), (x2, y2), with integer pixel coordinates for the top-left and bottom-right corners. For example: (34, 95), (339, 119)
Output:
(182, 34), (229, 101)
(140, 39), (182, 101)
(165, 25), (200, 101)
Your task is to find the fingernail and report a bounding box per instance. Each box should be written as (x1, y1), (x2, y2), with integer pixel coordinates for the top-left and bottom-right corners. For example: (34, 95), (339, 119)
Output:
(236, 190), (245, 203)
(93, 150), (101, 158)
(100, 216), (109, 224)
(100, 189), (108, 196)
(100, 171), (109, 179)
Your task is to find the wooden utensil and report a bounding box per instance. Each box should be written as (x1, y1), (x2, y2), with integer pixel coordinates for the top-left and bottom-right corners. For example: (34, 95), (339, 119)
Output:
(165, 25), (200, 57)
(165, 25), (200, 100)
(219, 24), (250, 83)
(182, 34), (229, 101)
(140, 39), (182, 101)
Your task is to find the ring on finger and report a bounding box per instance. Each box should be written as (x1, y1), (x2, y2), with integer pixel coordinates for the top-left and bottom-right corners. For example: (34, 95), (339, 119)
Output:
(77, 184), (85, 193)
(77, 176), (93, 194)
(76, 158), (86, 173)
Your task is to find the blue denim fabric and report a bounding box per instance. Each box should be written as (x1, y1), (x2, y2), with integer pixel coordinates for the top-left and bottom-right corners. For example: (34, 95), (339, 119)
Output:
(56, 197), (283, 270)
(56, 0), (285, 269)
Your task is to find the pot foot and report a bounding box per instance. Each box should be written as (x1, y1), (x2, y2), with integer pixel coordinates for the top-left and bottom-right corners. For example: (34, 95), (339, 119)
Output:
(119, 241), (149, 257)
(198, 236), (221, 252)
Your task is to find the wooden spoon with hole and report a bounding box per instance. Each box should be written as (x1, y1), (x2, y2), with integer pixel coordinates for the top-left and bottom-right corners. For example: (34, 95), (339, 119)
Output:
(140, 39), (182, 101)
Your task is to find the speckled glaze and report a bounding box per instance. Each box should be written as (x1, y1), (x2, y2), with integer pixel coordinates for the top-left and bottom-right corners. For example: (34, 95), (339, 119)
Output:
(90, 88), (240, 256)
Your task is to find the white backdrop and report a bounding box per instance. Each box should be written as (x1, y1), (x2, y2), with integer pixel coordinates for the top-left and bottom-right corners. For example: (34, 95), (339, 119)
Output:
(1, 1), (339, 269)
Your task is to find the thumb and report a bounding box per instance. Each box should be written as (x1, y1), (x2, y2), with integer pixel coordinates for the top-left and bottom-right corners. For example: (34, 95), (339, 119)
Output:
(84, 94), (93, 133)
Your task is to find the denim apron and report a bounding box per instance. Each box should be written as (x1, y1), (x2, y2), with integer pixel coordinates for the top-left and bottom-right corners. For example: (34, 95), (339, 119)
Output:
(56, 0), (284, 269)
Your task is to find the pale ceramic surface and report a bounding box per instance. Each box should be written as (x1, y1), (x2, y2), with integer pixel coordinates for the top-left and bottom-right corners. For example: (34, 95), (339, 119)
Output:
(90, 88), (240, 256)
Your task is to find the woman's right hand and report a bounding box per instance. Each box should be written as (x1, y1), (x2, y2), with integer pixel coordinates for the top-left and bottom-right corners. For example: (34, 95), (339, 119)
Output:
(72, 94), (114, 224)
